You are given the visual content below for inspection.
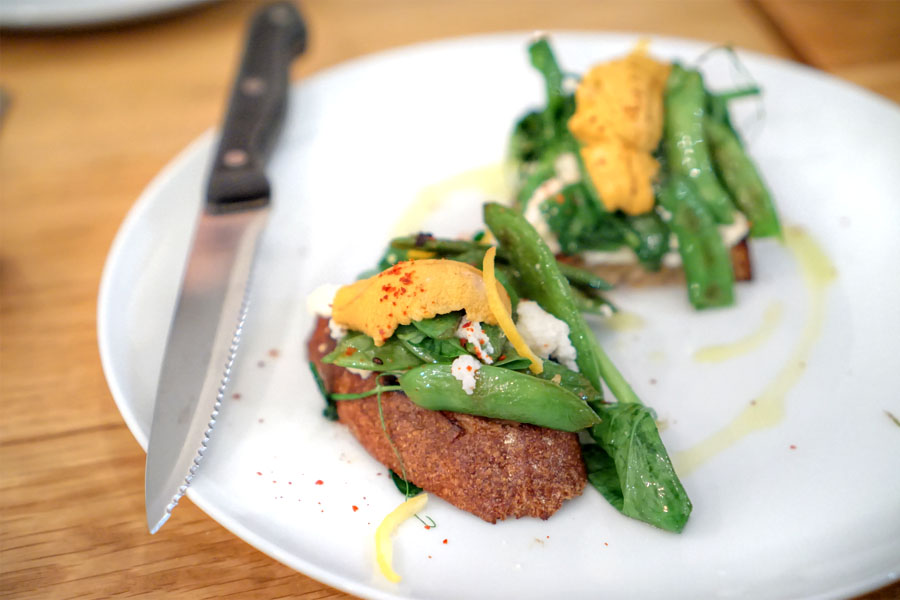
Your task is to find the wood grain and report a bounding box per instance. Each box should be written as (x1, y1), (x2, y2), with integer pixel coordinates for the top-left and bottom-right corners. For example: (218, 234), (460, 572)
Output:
(755, 0), (900, 102)
(0, 1), (897, 598)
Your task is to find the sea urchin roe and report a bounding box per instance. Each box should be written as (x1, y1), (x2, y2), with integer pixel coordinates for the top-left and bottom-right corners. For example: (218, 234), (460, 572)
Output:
(332, 259), (511, 346)
(456, 317), (495, 364)
(450, 354), (481, 395)
(568, 44), (670, 215)
(482, 246), (543, 374)
(515, 300), (579, 372)
(375, 493), (429, 582)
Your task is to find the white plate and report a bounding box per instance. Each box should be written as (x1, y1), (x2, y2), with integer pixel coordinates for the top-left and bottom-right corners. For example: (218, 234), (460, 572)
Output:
(98, 33), (900, 600)
(0, 0), (217, 28)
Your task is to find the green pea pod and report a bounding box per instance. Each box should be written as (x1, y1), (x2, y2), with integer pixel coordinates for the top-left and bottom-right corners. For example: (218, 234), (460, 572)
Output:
(658, 176), (735, 309)
(532, 360), (604, 405)
(571, 287), (616, 317)
(398, 363), (600, 432)
(664, 64), (735, 224)
(484, 202), (641, 406)
(586, 403), (692, 533)
(484, 201), (692, 532)
(528, 37), (568, 136)
(704, 116), (781, 238)
(556, 261), (614, 291)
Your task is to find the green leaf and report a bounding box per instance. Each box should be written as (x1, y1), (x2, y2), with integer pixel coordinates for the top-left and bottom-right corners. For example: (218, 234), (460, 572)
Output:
(323, 333), (423, 372)
(411, 311), (462, 340)
(389, 470), (424, 498)
(625, 211), (670, 271)
(581, 444), (624, 511)
(309, 361), (337, 421)
(589, 403), (692, 532)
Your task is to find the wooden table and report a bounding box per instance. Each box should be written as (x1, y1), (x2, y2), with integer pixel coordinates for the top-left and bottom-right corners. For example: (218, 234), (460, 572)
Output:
(2, 1), (898, 597)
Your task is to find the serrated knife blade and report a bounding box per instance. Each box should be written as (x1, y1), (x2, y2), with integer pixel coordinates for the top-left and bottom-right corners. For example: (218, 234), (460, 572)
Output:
(145, 1), (307, 534)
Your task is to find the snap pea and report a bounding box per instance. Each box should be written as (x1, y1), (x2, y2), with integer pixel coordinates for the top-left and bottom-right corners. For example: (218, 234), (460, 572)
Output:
(571, 287), (616, 317)
(532, 359), (604, 405)
(657, 176), (734, 309)
(484, 202), (641, 405)
(556, 261), (614, 291)
(664, 64), (735, 224)
(527, 37), (569, 139)
(704, 116), (781, 238)
(484, 202), (692, 531)
(398, 363), (601, 432)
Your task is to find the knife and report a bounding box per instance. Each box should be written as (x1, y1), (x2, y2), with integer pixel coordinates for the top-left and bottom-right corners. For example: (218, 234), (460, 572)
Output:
(145, 1), (307, 534)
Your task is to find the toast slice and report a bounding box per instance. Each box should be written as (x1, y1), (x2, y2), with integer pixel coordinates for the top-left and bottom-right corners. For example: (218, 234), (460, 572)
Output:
(308, 316), (587, 523)
(560, 238), (753, 287)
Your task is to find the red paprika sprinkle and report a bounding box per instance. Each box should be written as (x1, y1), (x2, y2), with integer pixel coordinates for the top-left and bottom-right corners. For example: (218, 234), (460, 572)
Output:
(344, 347), (357, 356)
(315, 480), (324, 485)
(256, 472), (262, 476)
(352, 505), (359, 512)
(442, 539), (448, 544)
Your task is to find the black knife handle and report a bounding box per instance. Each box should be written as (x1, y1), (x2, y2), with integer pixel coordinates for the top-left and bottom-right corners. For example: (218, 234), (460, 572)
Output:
(206, 1), (307, 212)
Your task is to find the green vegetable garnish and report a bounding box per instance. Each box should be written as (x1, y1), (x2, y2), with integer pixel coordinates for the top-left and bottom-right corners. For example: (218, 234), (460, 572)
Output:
(483, 202), (692, 530)
(399, 364), (601, 432)
(664, 64), (736, 225)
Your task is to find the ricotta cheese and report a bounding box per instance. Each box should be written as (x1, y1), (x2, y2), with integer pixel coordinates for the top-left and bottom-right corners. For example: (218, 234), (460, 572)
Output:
(450, 354), (481, 395)
(455, 316), (494, 364)
(514, 300), (579, 371)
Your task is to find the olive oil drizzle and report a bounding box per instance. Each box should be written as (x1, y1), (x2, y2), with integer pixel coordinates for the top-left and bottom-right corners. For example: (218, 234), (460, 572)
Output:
(692, 301), (783, 363)
(675, 227), (836, 476)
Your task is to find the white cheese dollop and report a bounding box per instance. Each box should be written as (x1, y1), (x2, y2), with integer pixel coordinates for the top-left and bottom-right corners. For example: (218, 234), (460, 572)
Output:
(455, 316), (494, 364)
(306, 283), (347, 340)
(514, 300), (579, 372)
(522, 152), (583, 255)
(450, 354), (481, 395)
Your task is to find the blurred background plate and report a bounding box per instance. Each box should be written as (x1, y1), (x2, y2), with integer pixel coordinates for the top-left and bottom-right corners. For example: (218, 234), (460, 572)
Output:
(0, 0), (218, 29)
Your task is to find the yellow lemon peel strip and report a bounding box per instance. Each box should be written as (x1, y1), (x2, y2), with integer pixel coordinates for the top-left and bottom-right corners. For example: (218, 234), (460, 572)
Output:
(375, 493), (428, 583)
(482, 246), (543, 374)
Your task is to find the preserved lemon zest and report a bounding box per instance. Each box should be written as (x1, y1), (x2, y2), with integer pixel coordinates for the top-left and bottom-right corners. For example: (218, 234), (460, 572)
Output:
(375, 493), (428, 582)
(482, 247), (543, 374)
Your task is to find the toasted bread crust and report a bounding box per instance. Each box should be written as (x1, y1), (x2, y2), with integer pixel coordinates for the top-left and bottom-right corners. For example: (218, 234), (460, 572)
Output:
(559, 237), (753, 287)
(308, 317), (587, 523)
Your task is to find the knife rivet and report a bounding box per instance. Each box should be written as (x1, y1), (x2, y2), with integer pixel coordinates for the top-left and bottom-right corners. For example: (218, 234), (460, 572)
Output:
(241, 76), (266, 97)
(223, 149), (248, 168)
(269, 5), (291, 25)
